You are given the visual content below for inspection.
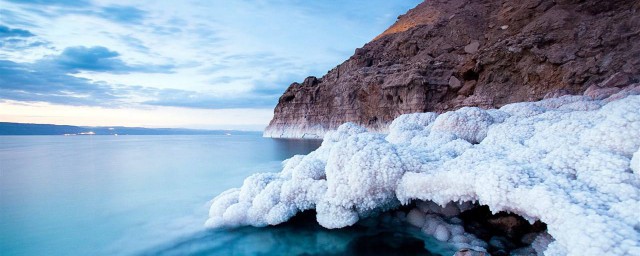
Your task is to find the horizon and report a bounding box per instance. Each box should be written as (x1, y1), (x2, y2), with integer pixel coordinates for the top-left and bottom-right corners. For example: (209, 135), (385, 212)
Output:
(0, 121), (265, 132)
(0, 0), (422, 130)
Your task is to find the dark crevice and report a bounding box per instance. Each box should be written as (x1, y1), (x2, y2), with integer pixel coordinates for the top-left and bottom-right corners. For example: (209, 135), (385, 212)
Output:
(282, 95), (295, 102)
(458, 205), (548, 255)
(462, 69), (479, 81)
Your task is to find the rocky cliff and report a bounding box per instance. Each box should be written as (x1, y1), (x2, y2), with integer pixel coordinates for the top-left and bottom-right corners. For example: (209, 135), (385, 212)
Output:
(264, 0), (640, 138)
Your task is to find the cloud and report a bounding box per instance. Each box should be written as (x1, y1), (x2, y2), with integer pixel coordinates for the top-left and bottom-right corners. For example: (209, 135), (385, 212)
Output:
(0, 46), (281, 109)
(0, 59), (124, 106)
(0, 0), (424, 112)
(3, 0), (91, 7)
(0, 45), (174, 107)
(0, 38), (48, 51)
(98, 5), (146, 24)
(52, 46), (121, 71)
(119, 35), (150, 53)
(0, 25), (34, 38)
(0, 25), (53, 61)
(0, 9), (37, 27)
(4, 1), (146, 25)
(40, 46), (173, 74)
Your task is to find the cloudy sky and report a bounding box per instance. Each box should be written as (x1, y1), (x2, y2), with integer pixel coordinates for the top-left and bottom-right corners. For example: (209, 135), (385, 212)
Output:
(0, 0), (421, 130)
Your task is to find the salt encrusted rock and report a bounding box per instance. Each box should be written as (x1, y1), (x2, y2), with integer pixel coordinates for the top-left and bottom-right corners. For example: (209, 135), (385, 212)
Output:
(318, 132), (405, 228)
(209, 92), (640, 255)
(406, 208), (426, 227)
(386, 112), (438, 144)
(416, 211), (487, 250)
(631, 148), (640, 174)
(431, 107), (496, 144)
(531, 232), (554, 255)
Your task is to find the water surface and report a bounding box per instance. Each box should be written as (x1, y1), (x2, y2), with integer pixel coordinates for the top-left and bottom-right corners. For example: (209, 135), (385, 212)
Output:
(0, 135), (321, 255)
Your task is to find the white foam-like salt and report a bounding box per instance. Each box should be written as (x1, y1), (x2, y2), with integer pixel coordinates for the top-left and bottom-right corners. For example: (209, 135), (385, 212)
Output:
(207, 91), (640, 255)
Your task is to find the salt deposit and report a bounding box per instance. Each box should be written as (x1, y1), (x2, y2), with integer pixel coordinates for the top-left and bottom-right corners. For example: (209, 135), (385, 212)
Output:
(207, 90), (640, 255)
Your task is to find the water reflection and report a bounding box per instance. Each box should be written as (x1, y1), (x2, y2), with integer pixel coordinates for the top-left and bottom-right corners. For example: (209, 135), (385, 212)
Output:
(140, 212), (440, 256)
(268, 138), (323, 160)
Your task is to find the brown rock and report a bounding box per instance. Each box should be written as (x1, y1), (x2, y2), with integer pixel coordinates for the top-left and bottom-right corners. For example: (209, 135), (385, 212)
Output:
(449, 76), (462, 90)
(584, 84), (623, 100)
(487, 215), (529, 239)
(543, 89), (571, 99)
(600, 72), (630, 88)
(265, 0), (640, 138)
(464, 41), (480, 54)
(458, 81), (476, 96)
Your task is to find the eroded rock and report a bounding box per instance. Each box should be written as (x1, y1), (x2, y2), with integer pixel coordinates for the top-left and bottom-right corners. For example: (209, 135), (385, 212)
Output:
(264, 0), (640, 138)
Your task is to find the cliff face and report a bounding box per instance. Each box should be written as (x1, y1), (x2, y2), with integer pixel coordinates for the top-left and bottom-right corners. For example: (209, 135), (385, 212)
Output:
(265, 0), (640, 138)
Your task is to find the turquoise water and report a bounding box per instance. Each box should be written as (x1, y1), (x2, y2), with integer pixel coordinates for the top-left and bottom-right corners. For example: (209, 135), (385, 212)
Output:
(0, 135), (322, 255)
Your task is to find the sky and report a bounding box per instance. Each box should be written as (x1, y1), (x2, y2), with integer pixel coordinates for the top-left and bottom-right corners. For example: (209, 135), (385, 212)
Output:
(0, 0), (422, 130)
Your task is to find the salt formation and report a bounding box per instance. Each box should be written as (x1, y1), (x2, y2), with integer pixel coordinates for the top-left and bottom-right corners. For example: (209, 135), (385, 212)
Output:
(406, 201), (488, 251)
(207, 90), (640, 255)
(632, 149), (640, 175)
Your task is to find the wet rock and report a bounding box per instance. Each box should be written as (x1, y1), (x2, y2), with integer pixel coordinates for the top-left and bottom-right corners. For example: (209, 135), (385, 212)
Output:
(520, 232), (539, 245)
(487, 215), (529, 239)
(434, 224), (451, 242)
(453, 248), (489, 256)
(458, 205), (548, 253)
(406, 208), (426, 227)
(510, 246), (537, 256)
(489, 236), (516, 250)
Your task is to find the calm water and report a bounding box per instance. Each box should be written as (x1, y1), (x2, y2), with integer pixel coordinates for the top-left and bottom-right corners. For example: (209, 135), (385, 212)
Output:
(0, 135), (322, 256)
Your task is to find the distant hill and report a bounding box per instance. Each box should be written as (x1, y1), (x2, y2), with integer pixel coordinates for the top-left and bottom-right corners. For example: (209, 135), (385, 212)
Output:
(0, 122), (260, 135)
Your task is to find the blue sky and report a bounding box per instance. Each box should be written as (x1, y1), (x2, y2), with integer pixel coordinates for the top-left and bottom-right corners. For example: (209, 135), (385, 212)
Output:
(0, 0), (421, 130)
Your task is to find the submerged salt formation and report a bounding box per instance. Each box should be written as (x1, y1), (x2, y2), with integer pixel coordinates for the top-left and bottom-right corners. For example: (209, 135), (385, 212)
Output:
(405, 201), (488, 252)
(207, 88), (640, 255)
(403, 201), (551, 255)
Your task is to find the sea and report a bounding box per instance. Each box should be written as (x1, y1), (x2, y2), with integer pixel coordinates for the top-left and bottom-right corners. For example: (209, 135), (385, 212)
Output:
(0, 134), (443, 256)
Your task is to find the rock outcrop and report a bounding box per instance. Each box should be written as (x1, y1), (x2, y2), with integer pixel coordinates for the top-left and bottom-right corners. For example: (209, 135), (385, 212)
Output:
(264, 0), (640, 138)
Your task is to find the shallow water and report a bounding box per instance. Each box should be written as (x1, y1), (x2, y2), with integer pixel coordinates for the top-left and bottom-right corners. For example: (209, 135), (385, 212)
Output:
(0, 135), (322, 256)
(141, 211), (442, 256)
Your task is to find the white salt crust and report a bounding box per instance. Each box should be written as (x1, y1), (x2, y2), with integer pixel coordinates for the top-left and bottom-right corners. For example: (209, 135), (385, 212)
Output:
(208, 91), (640, 255)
